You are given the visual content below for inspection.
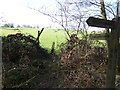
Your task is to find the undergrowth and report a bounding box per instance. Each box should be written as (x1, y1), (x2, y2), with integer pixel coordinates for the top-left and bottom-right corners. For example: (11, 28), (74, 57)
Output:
(2, 33), (120, 88)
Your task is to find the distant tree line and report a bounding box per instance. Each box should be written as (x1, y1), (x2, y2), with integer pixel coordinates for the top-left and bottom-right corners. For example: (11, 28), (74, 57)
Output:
(3, 23), (14, 28)
(2, 23), (40, 28)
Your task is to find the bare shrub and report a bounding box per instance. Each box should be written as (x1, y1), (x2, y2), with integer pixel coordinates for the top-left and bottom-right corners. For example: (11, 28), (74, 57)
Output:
(57, 34), (107, 88)
(2, 33), (52, 88)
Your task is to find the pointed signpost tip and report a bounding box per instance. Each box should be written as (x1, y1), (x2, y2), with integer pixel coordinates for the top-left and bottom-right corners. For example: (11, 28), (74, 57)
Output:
(86, 17), (115, 28)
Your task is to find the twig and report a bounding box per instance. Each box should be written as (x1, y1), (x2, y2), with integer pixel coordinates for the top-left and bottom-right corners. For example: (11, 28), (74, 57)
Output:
(12, 76), (36, 88)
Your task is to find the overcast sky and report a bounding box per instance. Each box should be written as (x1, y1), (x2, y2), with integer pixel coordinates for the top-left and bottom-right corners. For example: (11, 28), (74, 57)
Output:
(0, 0), (117, 29)
(0, 0), (60, 28)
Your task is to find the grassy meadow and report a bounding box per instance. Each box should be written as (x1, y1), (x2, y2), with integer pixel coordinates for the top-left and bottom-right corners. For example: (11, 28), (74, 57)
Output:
(0, 27), (69, 53)
(0, 27), (107, 53)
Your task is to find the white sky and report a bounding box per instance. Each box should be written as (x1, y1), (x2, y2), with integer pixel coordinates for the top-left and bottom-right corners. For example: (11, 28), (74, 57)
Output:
(0, 0), (59, 28)
(0, 0), (117, 29)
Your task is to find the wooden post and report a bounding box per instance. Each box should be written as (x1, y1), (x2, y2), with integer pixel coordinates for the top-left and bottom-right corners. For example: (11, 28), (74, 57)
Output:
(118, 44), (120, 73)
(116, 0), (120, 74)
(86, 17), (120, 88)
(0, 37), (2, 89)
(106, 18), (119, 88)
(117, 18), (120, 74)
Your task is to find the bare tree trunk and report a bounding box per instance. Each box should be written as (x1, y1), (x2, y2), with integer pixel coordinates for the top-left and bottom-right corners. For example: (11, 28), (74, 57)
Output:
(100, 0), (115, 88)
(100, 0), (119, 88)
(100, 0), (109, 33)
(100, 0), (110, 62)
(117, 0), (120, 17)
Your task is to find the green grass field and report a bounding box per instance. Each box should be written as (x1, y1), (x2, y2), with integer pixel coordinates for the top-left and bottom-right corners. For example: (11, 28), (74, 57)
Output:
(0, 27), (69, 53)
(0, 27), (107, 53)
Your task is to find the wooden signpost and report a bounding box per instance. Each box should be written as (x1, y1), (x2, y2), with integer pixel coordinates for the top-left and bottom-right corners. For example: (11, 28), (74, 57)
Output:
(86, 17), (115, 28)
(86, 17), (120, 88)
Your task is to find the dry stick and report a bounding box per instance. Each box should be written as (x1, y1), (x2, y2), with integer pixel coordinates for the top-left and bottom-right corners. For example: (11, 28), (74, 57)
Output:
(36, 28), (44, 44)
(12, 76), (36, 88)
(50, 42), (55, 55)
